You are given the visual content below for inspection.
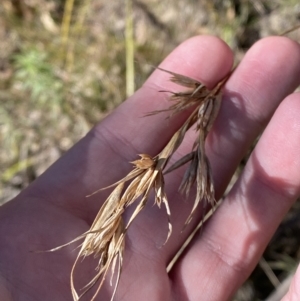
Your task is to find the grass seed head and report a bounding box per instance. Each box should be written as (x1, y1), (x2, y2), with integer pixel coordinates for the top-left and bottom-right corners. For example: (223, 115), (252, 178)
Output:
(53, 68), (229, 301)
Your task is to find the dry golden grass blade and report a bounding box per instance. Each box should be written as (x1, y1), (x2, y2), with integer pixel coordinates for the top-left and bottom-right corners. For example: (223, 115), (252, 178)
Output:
(41, 233), (87, 253)
(86, 168), (143, 197)
(154, 170), (172, 244)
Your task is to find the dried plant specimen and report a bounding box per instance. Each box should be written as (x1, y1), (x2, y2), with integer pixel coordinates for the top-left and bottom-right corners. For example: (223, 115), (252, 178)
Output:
(50, 68), (230, 301)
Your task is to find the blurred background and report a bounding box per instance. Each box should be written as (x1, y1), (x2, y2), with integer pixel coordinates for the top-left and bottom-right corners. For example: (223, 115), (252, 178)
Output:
(0, 0), (300, 300)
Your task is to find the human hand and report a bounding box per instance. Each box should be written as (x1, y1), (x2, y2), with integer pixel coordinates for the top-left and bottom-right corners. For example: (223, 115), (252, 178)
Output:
(1, 35), (300, 301)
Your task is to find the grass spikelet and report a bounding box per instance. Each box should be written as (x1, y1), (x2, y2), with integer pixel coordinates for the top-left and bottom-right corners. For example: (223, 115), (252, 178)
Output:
(146, 67), (211, 117)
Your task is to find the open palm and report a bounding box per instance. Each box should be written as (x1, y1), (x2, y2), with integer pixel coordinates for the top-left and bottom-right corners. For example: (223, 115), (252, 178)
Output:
(1, 35), (300, 301)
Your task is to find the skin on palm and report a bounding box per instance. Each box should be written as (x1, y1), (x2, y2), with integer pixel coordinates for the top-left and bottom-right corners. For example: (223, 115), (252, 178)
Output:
(0, 36), (300, 301)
